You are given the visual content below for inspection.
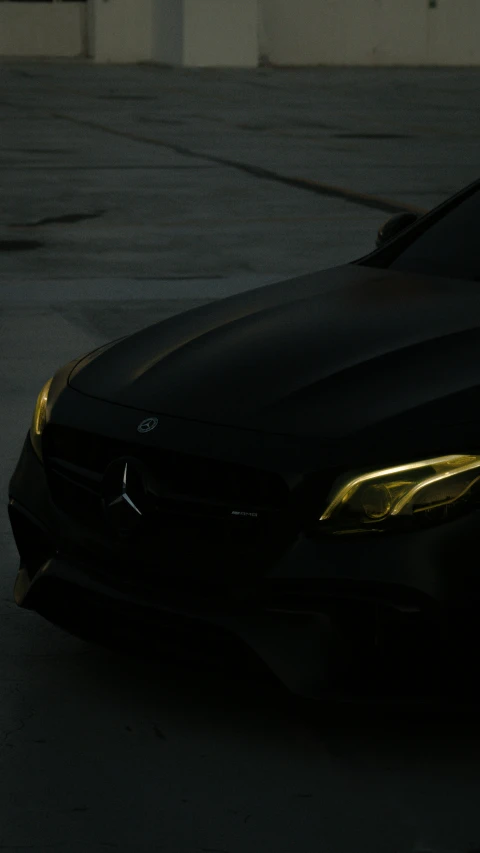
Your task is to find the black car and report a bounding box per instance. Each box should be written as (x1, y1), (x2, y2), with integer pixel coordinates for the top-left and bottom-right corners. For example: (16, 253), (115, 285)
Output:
(8, 178), (480, 701)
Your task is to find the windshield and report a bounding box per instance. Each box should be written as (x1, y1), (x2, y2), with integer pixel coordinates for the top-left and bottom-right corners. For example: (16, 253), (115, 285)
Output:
(373, 186), (480, 282)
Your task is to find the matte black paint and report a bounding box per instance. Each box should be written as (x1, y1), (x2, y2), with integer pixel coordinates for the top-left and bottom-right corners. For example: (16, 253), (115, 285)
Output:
(8, 178), (480, 699)
(70, 263), (480, 443)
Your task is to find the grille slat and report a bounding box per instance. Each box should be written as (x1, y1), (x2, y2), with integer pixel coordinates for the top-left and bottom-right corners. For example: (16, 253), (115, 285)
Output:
(49, 457), (103, 483)
(50, 467), (103, 497)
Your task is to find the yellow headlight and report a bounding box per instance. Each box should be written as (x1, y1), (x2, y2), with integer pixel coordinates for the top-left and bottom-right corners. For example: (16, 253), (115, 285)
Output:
(32, 378), (53, 436)
(320, 454), (480, 533)
(30, 377), (53, 460)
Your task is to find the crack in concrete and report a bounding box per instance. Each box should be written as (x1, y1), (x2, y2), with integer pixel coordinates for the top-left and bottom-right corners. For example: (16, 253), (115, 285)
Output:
(2, 707), (36, 749)
(0, 846), (82, 850)
(0, 83), (428, 216)
(0, 165), (215, 171)
(52, 113), (427, 217)
(9, 211), (106, 228)
(199, 848), (230, 853)
(0, 240), (44, 252)
(153, 724), (166, 740)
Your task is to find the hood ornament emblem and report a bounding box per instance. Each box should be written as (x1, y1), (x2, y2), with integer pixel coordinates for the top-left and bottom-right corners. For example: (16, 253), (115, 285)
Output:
(137, 417), (158, 434)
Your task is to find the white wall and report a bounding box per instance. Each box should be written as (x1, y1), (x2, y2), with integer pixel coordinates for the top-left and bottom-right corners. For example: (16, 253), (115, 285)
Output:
(152, 0), (184, 65)
(427, 0), (480, 64)
(182, 0), (258, 67)
(152, 0), (258, 66)
(92, 0), (153, 63)
(3, 0), (480, 66)
(259, 0), (480, 66)
(0, 2), (87, 57)
(92, 0), (258, 66)
(259, 0), (427, 65)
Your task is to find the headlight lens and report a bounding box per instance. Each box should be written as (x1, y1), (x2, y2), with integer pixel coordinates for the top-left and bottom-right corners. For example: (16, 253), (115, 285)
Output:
(320, 454), (480, 534)
(30, 377), (53, 460)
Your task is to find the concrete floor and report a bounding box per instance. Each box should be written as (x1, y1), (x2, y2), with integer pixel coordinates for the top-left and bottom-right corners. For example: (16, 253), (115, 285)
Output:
(1, 61), (480, 853)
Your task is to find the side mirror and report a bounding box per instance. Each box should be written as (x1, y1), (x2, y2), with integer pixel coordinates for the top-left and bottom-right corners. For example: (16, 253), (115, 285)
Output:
(376, 212), (420, 248)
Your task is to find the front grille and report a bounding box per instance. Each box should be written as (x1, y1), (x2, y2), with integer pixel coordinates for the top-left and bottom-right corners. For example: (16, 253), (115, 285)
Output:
(43, 424), (296, 576)
(44, 424), (288, 509)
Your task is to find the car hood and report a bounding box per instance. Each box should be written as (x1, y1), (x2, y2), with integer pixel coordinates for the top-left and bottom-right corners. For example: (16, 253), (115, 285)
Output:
(69, 263), (480, 440)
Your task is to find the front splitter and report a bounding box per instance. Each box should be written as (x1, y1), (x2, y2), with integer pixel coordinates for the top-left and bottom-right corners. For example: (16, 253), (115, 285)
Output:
(17, 553), (341, 697)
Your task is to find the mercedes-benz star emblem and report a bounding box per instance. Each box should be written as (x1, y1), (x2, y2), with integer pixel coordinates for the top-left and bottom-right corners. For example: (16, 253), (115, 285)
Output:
(137, 417), (158, 434)
(107, 462), (142, 516)
(102, 457), (151, 538)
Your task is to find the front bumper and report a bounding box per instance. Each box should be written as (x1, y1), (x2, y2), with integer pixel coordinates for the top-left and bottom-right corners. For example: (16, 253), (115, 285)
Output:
(8, 429), (480, 700)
